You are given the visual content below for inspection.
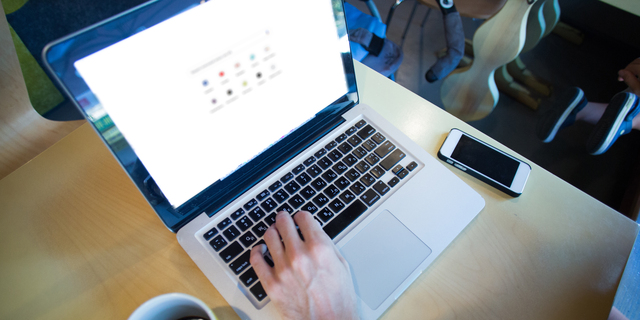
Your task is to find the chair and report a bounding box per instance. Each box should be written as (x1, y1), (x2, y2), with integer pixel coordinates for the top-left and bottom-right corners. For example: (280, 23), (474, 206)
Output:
(0, 6), (83, 180)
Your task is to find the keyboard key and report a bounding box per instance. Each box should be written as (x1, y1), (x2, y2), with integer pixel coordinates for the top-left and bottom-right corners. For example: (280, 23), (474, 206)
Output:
(345, 169), (361, 182)
(355, 161), (370, 173)
(335, 177), (350, 190)
(269, 181), (282, 192)
(219, 241), (243, 263)
(328, 199), (345, 213)
(332, 161), (348, 175)
(350, 181), (366, 195)
(295, 172), (311, 186)
(311, 178), (327, 191)
(392, 165), (404, 174)
(230, 208), (245, 220)
(339, 190), (356, 204)
(261, 198), (277, 212)
(292, 164), (306, 175)
(302, 202), (319, 214)
(230, 251), (252, 276)
(373, 181), (390, 196)
(284, 181), (301, 194)
(365, 153), (380, 165)
(203, 227), (218, 240)
(388, 176), (400, 187)
(252, 222), (269, 237)
(317, 157), (333, 170)
(325, 140), (338, 150)
(277, 203), (294, 214)
(239, 268), (258, 287)
(380, 149), (406, 171)
(243, 199), (258, 211)
(288, 194), (305, 208)
(303, 156), (316, 166)
(209, 235), (227, 251)
(370, 166), (385, 178)
(239, 231), (258, 247)
(347, 135), (362, 147)
(372, 132), (386, 144)
(346, 126), (358, 135)
(353, 147), (367, 159)
(314, 149), (327, 158)
(324, 185), (341, 198)
(374, 141), (396, 158)
(357, 125), (376, 139)
(397, 169), (409, 179)
(328, 150), (343, 161)
(323, 200), (367, 239)
(280, 172), (294, 183)
(363, 139), (377, 151)
(321, 169), (338, 183)
(250, 282), (268, 301)
(248, 207), (267, 222)
(256, 190), (270, 202)
(273, 189), (289, 203)
(236, 216), (254, 231)
(223, 225), (241, 241)
(407, 161), (418, 171)
(338, 142), (353, 154)
(315, 216), (324, 226)
(217, 218), (232, 230)
(355, 120), (367, 128)
(263, 252), (274, 267)
(335, 133), (348, 143)
(301, 186), (317, 200)
(360, 173), (376, 187)
(265, 212), (277, 226)
(361, 189), (381, 206)
(343, 154), (359, 167)
(317, 207), (334, 222)
(306, 165), (322, 178)
(313, 193), (330, 207)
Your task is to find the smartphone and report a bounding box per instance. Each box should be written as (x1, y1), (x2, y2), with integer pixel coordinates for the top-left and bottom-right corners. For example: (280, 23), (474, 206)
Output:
(438, 129), (531, 197)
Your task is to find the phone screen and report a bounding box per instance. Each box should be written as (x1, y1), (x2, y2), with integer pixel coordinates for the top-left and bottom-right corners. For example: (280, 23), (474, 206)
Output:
(451, 135), (519, 186)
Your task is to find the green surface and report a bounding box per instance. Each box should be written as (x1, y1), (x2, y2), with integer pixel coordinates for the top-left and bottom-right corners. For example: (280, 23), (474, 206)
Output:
(4, 0), (65, 116)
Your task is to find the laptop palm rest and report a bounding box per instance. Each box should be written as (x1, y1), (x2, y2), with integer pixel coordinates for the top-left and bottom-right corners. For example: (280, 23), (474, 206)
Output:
(340, 210), (432, 310)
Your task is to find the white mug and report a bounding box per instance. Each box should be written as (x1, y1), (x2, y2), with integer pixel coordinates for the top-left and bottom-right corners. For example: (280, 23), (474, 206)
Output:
(128, 293), (217, 320)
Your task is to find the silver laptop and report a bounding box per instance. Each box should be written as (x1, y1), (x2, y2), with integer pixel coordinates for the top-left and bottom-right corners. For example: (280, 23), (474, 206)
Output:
(43, 0), (485, 318)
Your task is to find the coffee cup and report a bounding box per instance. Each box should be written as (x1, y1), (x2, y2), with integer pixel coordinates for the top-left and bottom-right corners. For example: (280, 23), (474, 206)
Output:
(128, 293), (217, 320)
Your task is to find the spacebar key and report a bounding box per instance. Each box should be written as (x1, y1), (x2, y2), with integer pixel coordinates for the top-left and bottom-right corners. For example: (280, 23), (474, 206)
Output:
(323, 200), (367, 239)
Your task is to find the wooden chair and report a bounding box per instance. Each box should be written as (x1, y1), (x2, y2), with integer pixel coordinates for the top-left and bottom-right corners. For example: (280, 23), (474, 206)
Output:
(0, 5), (83, 180)
(440, 0), (537, 121)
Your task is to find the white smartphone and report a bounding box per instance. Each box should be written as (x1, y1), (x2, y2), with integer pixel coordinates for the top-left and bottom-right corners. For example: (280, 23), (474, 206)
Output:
(438, 128), (531, 197)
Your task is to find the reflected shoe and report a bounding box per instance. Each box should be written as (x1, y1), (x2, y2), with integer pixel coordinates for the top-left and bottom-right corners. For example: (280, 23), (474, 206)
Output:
(536, 87), (587, 143)
(586, 92), (640, 155)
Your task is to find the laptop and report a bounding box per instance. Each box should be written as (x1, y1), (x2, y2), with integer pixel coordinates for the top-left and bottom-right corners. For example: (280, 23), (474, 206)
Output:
(43, 0), (485, 318)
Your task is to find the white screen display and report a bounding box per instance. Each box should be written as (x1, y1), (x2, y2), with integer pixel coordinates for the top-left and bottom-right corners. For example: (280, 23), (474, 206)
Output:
(74, 0), (348, 207)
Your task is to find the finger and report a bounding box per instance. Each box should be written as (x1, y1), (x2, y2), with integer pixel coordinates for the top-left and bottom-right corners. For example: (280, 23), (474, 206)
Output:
(619, 69), (640, 96)
(294, 211), (330, 244)
(623, 58), (640, 76)
(249, 244), (273, 284)
(263, 224), (286, 267)
(275, 211), (303, 254)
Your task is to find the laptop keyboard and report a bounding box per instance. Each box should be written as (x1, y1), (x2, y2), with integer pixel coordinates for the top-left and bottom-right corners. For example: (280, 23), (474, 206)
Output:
(200, 118), (419, 305)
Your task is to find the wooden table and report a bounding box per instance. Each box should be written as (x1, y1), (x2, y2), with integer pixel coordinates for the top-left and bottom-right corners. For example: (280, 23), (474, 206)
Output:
(0, 61), (637, 320)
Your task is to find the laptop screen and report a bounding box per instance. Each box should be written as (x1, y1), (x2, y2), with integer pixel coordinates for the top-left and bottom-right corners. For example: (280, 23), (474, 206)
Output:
(72, 0), (349, 208)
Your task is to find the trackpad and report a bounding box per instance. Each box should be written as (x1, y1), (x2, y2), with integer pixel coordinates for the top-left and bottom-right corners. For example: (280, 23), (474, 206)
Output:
(340, 210), (432, 310)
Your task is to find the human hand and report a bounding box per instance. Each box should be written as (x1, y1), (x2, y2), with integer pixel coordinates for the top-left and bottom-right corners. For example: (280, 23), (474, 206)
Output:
(249, 211), (359, 320)
(618, 58), (640, 96)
